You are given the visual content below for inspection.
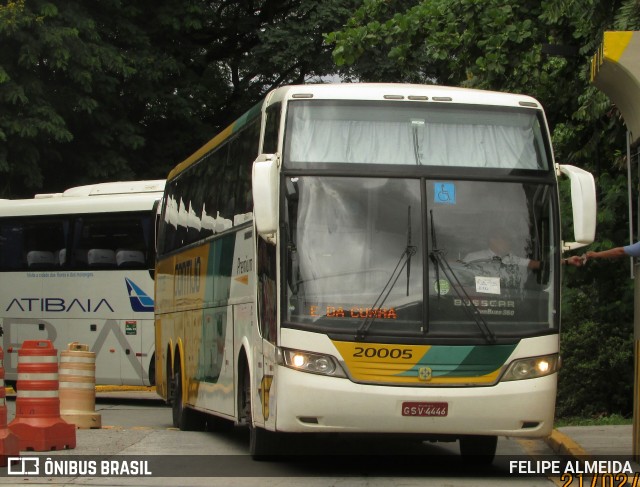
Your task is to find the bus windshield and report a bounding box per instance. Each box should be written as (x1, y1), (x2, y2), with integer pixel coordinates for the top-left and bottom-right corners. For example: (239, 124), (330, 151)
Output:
(284, 100), (550, 170)
(284, 177), (556, 340)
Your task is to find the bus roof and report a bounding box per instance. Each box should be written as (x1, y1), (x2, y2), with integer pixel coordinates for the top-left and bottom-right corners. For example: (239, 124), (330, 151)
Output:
(263, 83), (542, 108)
(0, 190), (163, 218)
(35, 180), (166, 198)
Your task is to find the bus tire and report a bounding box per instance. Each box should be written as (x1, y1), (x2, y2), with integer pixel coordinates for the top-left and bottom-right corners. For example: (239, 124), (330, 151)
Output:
(243, 366), (279, 459)
(165, 350), (173, 406)
(459, 435), (497, 465)
(172, 365), (205, 431)
(148, 354), (156, 386)
(206, 415), (233, 433)
(250, 425), (281, 460)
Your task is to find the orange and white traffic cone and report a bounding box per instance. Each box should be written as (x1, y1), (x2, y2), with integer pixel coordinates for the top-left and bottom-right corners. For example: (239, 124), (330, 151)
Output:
(59, 342), (101, 429)
(8, 340), (76, 451)
(0, 346), (19, 466)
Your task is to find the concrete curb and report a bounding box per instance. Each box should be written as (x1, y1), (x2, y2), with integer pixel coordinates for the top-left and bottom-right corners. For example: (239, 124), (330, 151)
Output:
(95, 385), (156, 393)
(5, 385), (155, 395)
(544, 429), (590, 458)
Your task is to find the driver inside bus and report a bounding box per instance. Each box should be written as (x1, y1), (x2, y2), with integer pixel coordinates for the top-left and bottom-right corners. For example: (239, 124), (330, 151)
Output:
(464, 235), (539, 270)
(463, 235), (583, 269)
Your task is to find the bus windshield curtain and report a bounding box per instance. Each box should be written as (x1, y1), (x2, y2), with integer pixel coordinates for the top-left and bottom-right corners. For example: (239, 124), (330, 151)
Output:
(288, 116), (540, 169)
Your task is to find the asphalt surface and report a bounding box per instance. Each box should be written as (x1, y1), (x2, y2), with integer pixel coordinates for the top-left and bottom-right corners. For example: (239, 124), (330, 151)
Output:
(0, 388), (640, 487)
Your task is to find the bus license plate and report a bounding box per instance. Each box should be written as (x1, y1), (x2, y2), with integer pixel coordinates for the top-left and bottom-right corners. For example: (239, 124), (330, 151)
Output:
(402, 402), (448, 417)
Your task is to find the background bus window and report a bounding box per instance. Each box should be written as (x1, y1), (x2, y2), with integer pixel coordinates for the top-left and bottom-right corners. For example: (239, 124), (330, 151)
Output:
(0, 219), (67, 270)
(72, 214), (152, 270)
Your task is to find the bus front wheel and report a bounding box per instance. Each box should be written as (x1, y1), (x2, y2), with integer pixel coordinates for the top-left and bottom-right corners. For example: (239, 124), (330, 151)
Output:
(459, 435), (497, 465)
(243, 367), (279, 459)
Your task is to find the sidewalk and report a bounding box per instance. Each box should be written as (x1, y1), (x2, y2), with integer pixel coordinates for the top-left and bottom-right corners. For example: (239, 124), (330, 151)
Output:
(545, 424), (634, 458)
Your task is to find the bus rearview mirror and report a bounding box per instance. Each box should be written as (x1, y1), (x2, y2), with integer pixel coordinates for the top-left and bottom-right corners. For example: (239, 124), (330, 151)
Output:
(557, 164), (597, 250)
(252, 154), (279, 244)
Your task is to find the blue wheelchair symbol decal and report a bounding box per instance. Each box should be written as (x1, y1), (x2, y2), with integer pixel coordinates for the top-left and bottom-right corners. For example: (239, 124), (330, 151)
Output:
(434, 182), (456, 205)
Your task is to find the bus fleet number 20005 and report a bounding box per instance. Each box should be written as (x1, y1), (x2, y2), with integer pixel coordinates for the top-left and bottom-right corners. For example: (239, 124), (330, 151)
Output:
(353, 347), (413, 360)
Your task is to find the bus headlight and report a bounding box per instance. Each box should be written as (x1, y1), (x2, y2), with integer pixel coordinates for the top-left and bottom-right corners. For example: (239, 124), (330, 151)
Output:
(278, 348), (346, 378)
(501, 354), (559, 381)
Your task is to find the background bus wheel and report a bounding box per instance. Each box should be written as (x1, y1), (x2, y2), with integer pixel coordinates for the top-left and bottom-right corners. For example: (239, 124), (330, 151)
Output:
(148, 355), (156, 386)
(172, 365), (205, 431)
(459, 435), (497, 465)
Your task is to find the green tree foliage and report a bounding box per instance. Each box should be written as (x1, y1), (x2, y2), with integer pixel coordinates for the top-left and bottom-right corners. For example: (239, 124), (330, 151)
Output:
(328, 0), (640, 418)
(559, 175), (635, 418)
(0, 0), (360, 196)
(0, 0), (154, 194)
(3, 0), (640, 419)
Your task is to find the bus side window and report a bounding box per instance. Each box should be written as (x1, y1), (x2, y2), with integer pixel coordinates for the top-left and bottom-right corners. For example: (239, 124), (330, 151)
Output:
(263, 102), (281, 154)
(159, 188), (179, 255)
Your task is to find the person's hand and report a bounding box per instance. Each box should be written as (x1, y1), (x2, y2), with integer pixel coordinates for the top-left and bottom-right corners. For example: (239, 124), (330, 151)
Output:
(584, 251), (597, 262)
(566, 255), (585, 267)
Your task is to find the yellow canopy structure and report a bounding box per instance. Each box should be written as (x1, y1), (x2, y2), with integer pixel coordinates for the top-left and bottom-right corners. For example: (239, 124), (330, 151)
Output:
(591, 31), (640, 144)
(592, 31), (640, 463)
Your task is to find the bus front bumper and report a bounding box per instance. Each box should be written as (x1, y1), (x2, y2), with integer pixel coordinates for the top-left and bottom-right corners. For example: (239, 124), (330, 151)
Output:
(274, 365), (556, 438)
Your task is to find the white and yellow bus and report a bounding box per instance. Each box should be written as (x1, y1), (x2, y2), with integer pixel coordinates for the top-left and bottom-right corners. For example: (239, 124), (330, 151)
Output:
(0, 180), (165, 386)
(154, 83), (596, 461)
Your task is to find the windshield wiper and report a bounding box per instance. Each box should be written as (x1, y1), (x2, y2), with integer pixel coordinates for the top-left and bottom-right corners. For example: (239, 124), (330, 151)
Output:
(430, 250), (496, 344)
(355, 246), (415, 340)
(430, 210), (441, 300)
(411, 119), (424, 165)
(406, 206), (412, 297)
(356, 212), (416, 341)
(429, 211), (496, 344)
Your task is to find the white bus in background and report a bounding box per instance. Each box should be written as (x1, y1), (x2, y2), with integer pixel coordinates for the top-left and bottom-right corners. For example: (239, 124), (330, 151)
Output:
(0, 180), (165, 386)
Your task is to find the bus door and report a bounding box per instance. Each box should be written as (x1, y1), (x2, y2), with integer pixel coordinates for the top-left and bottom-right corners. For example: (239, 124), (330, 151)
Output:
(255, 236), (278, 431)
(72, 317), (123, 385)
(64, 275), (149, 386)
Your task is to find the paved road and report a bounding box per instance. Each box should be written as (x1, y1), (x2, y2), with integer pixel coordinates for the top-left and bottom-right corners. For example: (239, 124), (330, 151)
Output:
(0, 390), (560, 486)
